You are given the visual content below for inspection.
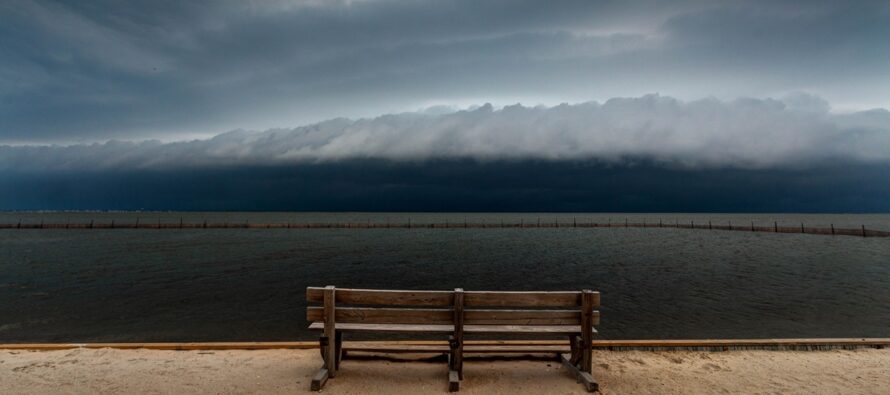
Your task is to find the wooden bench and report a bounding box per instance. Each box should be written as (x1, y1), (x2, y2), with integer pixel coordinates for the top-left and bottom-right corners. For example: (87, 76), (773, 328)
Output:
(306, 286), (600, 392)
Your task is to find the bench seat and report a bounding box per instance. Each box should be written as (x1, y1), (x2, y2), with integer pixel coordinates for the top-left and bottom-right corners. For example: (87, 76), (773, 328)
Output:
(309, 322), (597, 334)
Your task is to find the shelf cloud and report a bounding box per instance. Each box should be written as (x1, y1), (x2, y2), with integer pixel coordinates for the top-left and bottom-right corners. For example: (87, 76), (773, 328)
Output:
(2, 94), (889, 171)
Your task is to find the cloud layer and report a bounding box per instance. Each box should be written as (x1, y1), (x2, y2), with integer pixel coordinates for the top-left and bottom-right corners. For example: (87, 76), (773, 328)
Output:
(3, 94), (889, 171)
(2, 1), (889, 143)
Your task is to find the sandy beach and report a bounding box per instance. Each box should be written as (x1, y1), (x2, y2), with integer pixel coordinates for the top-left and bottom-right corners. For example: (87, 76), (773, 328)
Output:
(2, 348), (888, 394)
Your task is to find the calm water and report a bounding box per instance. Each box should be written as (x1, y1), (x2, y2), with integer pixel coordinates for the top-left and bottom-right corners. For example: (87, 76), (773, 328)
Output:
(1, 212), (889, 342)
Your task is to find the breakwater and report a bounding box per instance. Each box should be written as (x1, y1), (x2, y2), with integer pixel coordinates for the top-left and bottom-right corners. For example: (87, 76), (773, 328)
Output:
(2, 219), (887, 237)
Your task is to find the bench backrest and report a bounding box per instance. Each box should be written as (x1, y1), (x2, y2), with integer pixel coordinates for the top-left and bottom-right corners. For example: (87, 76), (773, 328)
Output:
(306, 287), (600, 327)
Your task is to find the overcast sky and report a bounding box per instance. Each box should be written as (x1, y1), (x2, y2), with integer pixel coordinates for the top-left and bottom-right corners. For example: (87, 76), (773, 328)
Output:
(2, 0), (889, 145)
(2, 1), (890, 211)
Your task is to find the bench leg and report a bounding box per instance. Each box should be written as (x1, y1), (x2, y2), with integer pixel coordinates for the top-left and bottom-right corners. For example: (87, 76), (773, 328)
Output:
(560, 353), (599, 392)
(313, 335), (336, 391)
(569, 335), (583, 365)
(311, 365), (329, 391)
(562, 336), (598, 392)
(448, 336), (461, 391)
(335, 331), (344, 370)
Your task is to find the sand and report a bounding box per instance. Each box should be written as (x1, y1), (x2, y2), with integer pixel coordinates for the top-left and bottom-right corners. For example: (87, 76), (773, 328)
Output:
(1, 348), (888, 394)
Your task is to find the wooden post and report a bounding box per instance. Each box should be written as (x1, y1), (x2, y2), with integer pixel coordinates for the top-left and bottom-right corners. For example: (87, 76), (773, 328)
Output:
(774, 222), (778, 232)
(110, 220), (113, 229)
(801, 223), (805, 233)
(831, 224), (835, 235)
(659, 219), (662, 228)
(751, 221), (754, 231)
(323, 286), (337, 377)
(573, 217), (577, 228)
(691, 220), (694, 229)
(580, 290), (594, 374)
(179, 218), (183, 229)
(90, 220), (94, 229)
(862, 225), (867, 237)
(709, 220), (712, 230)
(453, 288), (465, 383)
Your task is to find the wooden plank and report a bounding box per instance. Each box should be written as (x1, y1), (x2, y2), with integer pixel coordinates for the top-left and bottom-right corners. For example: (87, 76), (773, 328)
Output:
(323, 286), (337, 377)
(307, 307), (597, 325)
(308, 322), (598, 334)
(345, 344), (571, 353)
(310, 366), (329, 391)
(308, 322), (455, 332)
(307, 287), (454, 306)
(464, 325), (597, 334)
(464, 309), (583, 325)
(307, 307), (453, 324)
(464, 291), (581, 307)
(580, 290), (593, 373)
(453, 288), (465, 380)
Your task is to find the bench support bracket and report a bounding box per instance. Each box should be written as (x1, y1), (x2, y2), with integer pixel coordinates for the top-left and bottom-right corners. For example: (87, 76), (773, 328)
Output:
(560, 353), (598, 392)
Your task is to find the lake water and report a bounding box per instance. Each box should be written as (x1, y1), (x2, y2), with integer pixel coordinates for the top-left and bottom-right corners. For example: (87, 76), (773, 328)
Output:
(1, 212), (889, 342)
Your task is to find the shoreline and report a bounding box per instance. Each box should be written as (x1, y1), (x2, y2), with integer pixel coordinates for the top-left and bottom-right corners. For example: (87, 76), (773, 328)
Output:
(3, 347), (889, 394)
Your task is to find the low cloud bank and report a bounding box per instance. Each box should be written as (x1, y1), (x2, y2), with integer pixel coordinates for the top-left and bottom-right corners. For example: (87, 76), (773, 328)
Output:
(3, 94), (889, 171)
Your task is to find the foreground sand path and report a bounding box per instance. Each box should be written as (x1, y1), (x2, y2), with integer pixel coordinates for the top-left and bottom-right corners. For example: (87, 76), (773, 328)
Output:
(2, 348), (888, 394)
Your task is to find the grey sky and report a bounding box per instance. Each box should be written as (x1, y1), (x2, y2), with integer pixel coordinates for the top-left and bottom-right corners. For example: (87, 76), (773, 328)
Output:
(2, 0), (889, 145)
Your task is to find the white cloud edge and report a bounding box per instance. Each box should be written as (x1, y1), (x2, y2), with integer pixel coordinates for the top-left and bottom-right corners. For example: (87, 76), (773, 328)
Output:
(2, 93), (889, 171)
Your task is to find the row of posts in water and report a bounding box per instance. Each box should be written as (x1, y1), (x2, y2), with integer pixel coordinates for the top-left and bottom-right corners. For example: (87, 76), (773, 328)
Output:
(1, 218), (886, 237)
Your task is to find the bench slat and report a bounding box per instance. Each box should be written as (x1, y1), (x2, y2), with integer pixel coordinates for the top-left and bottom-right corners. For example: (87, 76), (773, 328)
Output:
(465, 309), (581, 325)
(464, 291), (585, 307)
(308, 322), (596, 334)
(307, 307), (599, 326)
(308, 322), (454, 333)
(307, 307), (452, 324)
(307, 287), (454, 306)
(465, 325), (597, 334)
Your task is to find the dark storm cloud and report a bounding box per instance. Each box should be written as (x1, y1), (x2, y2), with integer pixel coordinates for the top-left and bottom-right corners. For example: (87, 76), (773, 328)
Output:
(3, 160), (889, 212)
(2, 0), (889, 143)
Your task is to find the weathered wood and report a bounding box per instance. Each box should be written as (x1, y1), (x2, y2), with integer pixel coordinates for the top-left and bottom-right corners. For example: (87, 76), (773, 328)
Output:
(307, 307), (453, 324)
(310, 366), (329, 391)
(560, 354), (598, 392)
(465, 309), (582, 325)
(580, 290), (593, 373)
(448, 369), (460, 392)
(307, 307), (596, 325)
(464, 291), (581, 307)
(308, 322), (597, 334)
(465, 324), (596, 334)
(323, 286), (337, 377)
(307, 287), (453, 306)
(453, 288), (465, 380)
(309, 322), (455, 332)
(569, 335), (582, 365)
